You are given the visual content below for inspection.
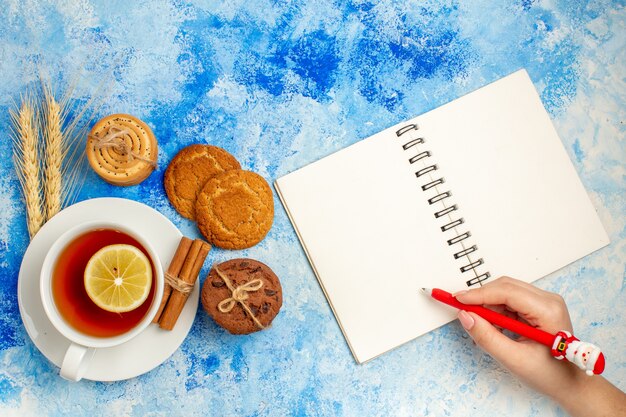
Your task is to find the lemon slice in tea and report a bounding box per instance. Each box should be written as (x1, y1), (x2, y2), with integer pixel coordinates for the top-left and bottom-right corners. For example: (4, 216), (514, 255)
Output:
(84, 244), (153, 313)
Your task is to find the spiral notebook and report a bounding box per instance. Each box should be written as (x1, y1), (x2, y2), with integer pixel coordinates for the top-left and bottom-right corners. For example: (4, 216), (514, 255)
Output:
(275, 69), (609, 364)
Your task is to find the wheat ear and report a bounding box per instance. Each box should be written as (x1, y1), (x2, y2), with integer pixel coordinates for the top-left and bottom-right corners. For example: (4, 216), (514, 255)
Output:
(43, 86), (63, 220)
(38, 68), (113, 209)
(10, 96), (45, 238)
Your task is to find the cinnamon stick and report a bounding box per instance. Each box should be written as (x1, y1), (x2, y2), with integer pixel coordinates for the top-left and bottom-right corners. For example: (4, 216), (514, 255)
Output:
(159, 239), (211, 330)
(153, 236), (193, 323)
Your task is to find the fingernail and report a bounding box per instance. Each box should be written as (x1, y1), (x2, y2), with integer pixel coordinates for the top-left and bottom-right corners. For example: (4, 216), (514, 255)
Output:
(453, 290), (468, 297)
(458, 310), (474, 330)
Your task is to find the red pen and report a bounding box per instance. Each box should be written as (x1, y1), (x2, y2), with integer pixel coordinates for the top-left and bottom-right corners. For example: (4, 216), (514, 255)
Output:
(422, 287), (605, 375)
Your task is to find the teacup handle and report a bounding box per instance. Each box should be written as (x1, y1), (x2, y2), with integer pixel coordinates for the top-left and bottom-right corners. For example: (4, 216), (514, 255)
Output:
(60, 343), (96, 381)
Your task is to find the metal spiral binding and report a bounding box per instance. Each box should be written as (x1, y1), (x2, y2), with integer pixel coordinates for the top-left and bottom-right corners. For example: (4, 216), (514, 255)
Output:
(396, 123), (490, 287)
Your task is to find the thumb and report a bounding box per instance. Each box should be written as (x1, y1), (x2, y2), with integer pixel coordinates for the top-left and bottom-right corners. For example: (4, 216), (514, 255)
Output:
(458, 310), (522, 368)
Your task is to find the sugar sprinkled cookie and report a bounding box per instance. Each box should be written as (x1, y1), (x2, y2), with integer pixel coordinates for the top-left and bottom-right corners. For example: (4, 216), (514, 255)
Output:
(201, 258), (282, 334)
(86, 114), (158, 186)
(164, 145), (241, 220)
(196, 170), (274, 249)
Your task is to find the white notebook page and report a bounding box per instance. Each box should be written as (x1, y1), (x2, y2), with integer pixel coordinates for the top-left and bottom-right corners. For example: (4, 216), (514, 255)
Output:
(275, 69), (609, 363)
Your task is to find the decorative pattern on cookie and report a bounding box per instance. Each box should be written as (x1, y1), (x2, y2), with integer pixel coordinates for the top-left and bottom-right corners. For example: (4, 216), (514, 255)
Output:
(164, 144), (241, 220)
(196, 170), (274, 249)
(201, 259), (282, 334)
(86, 114), (158, 186)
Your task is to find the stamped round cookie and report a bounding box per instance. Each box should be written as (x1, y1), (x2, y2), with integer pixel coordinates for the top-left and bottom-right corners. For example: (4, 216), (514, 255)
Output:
(164, 145), (241, 220)
(86, 114), (158, 186)
(201, 259), (282, 334)
(196, 170), (274, 249)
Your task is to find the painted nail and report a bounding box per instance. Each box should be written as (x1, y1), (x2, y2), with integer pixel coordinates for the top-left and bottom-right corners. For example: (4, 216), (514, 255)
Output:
(453, 290), (468, 297)
(458, 310), (475, 330)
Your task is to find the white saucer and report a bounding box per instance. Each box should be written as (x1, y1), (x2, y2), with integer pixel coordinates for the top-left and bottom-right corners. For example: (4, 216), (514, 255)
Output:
(17, 197), (199, 382)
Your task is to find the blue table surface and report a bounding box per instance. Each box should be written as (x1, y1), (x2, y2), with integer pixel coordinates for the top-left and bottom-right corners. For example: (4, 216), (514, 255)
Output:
(1, 1), (624, 416)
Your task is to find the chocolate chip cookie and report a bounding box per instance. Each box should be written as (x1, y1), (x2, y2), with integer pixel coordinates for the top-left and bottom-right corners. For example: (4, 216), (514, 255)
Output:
(201, 259), (282, 334)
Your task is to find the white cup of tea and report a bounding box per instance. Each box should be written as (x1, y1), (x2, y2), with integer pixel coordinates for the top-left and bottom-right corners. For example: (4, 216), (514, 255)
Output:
(40, 220), (164, 381)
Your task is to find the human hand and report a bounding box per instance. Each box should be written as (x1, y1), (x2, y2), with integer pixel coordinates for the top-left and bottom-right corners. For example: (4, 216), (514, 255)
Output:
(454, 277), (626, 417)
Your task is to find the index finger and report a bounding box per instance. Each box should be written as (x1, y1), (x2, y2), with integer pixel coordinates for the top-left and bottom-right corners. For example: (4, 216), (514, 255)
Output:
(454, 277), (571, 332)
(455, 278), (540, 312)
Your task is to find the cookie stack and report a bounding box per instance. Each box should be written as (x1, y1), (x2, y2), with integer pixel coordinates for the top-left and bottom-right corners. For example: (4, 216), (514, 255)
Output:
(164, 145), (274, 249)
(86, 114), (158, 186)
(201, 259), (282, 334)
